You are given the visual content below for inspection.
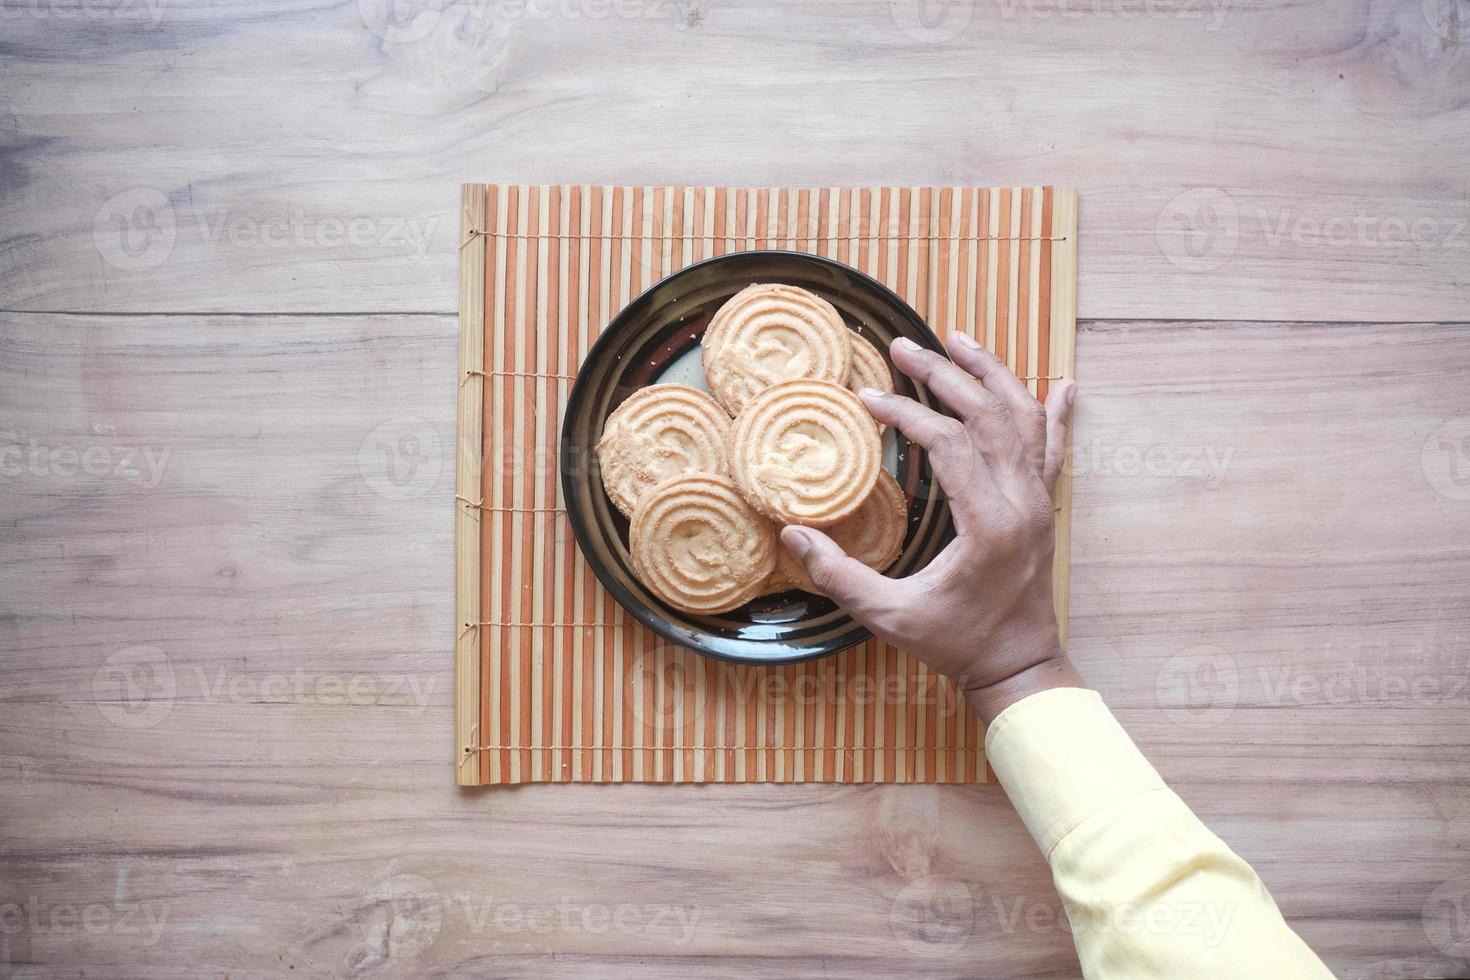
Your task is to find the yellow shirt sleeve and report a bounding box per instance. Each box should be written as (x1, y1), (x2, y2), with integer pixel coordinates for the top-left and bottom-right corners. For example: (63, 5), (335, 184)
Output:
(984, 687), (1334, 980)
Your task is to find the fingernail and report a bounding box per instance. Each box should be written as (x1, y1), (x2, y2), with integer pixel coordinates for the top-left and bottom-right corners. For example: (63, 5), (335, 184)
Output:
(782, 525), (813, 558)
(951, 331), (981, 350)
(857, 386), (885, 401)
(893, 337), (921, 353)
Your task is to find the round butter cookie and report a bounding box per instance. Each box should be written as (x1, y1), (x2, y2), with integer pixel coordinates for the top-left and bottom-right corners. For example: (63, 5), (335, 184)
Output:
(759, 562), (799, 596)
(847, 332), (894, 396)
(596, 384), (733, 518)
(846, 332), (894, 432)
(629, 473), (777, 615)
(728, 379), (882, 527)
(702, 283), (853, 415)
(778, 468), (907, 594)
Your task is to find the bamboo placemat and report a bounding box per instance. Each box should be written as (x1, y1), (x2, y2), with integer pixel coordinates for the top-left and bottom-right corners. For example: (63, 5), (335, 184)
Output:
(455, 184), (1078, 785)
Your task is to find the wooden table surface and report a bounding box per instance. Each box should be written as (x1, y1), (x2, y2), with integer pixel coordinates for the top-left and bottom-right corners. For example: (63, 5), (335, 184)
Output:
(3, 2), (1468, 977)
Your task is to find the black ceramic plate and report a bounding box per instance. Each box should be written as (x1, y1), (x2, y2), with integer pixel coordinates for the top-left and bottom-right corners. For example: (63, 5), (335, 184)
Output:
(560, 251), (955, 665)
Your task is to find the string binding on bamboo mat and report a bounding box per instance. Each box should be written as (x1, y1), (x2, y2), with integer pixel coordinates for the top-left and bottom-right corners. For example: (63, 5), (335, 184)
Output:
(478, 232), (1068, 243)
(455, 495), (564, 520)
(458, 724), (481, 770)
(462, 369), (580, 384)
(463, 743), (982, 755)
(466, 368), (1064, 383)
(458, 621), (614, 640)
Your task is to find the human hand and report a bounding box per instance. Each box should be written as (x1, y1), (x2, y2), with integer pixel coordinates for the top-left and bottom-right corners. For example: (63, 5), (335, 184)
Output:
(780, 333), (1084, 724)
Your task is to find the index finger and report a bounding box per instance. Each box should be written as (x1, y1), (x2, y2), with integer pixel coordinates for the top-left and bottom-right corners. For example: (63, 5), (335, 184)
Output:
(858, 388), (996, 532)
(887, 336), (997, 425)
(945, 331), (1041, 419)
(944, 332), (1048, 475)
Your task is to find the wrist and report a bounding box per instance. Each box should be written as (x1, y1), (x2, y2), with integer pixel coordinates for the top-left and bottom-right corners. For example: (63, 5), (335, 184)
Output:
(963, 651), (1086, 726)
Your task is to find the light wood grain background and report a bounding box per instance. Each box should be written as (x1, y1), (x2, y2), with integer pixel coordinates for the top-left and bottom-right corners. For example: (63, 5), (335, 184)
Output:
(2, 1), (1468, 977)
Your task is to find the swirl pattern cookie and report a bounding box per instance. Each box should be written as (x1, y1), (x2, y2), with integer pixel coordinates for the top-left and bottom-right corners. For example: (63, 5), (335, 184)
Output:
(847, 333), (894, 397)
(759, 562), (799, 596)
(778, 469), (907, 594)
(703, 284), (853, 415)
(629, 473), (777, 615)
(596, 384), (733, 518)
(846, 333), (894, 432)
(728, 379), (882, 527)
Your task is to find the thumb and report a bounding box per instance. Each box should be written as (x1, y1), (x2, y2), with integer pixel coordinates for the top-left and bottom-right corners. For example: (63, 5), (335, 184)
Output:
(780, 525), (891, 621)
(1042, 379), (1077, 494)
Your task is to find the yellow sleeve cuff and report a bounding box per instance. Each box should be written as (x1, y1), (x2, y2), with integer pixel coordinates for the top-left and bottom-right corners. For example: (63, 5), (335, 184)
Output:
(984, 687), (1166, 856)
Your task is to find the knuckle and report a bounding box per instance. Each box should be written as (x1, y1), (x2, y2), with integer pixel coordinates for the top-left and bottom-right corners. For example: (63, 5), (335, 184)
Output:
(1046, 445), (1070, 480)
(937, 360), (972, 384)
(955, 341), (995, 367)
(891, 586), (940, 634)
(908, 350), (941, 376)
(934, 416), (968, 444)
(985, 397), (1013, 421)
(966, 387), (999, 413)
(807, 557), (844, 593)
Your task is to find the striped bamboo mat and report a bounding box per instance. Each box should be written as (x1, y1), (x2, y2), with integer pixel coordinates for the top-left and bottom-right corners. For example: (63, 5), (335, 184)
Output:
(455, 184), (1078, 785)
